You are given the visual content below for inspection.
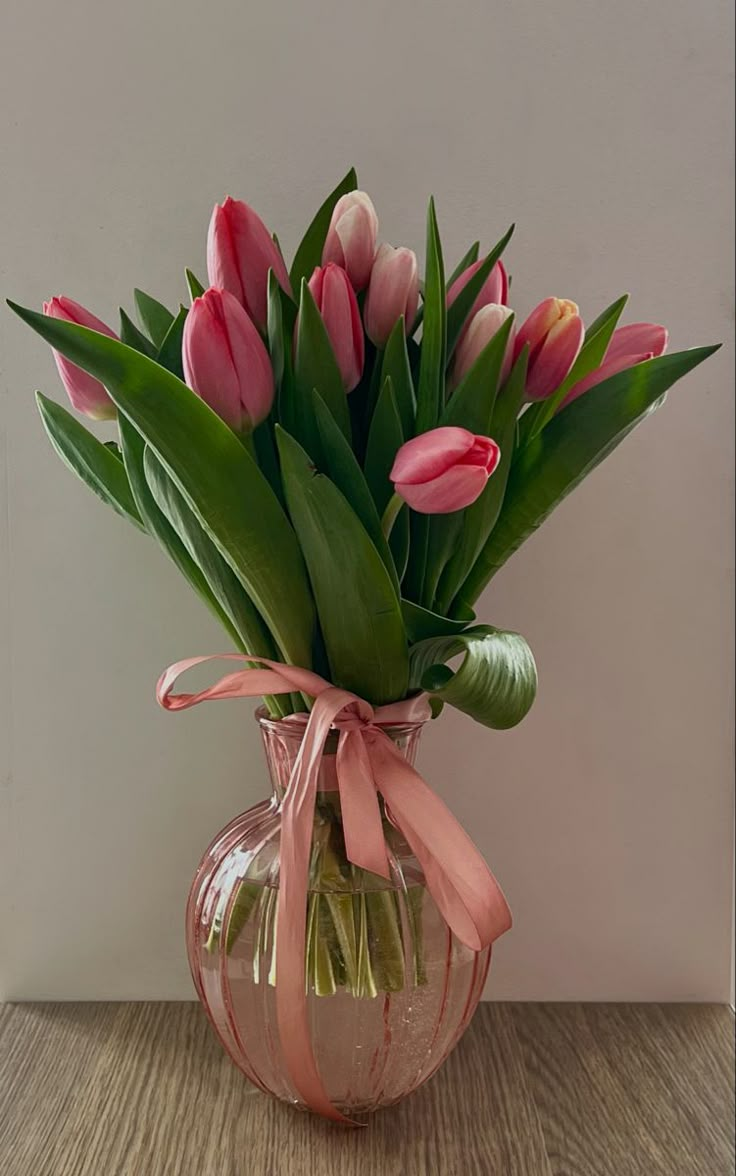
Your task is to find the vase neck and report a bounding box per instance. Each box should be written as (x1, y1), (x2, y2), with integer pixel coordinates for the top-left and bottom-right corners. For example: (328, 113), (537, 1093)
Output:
(256, 710), (426, 803)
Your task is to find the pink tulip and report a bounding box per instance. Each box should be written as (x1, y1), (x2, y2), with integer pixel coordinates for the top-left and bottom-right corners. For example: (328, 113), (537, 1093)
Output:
(207, 197), (291, 330)
(447, 258), (509, 337)
(307, 264), (364, 392)
(562, 322), (668, 408)
(514, 297), (584, 400)
(364, 243), (420, 347)
(604, 322), (668, 364)
(390, 426), (501, 514)
(43, 297), (118, 420)
(321, 191), (378, 291)
(451, 304), (515, 389)
(182, 287), (274, 431)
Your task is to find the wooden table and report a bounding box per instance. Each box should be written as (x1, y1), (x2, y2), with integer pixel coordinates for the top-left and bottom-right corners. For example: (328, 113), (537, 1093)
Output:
(0, 1002), (733, 1175)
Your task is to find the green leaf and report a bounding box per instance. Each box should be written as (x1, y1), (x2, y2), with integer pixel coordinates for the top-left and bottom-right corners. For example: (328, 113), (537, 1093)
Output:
(389, 504), (410, 584)
(117, 413), (243, 649)
(185, 269), (206, 301)
(294, 279), (351, 443)
(143, 448), (279, 663)
(380, 318), (416, 439)
(437, 347), (528, 616)
(402, 598), (475, 643)
(412, 241), (480, 334)
(289, 167), (358, 292)
(445, 224), (514, 359)
(134, 289), (175, 349)
(311, 391), (399, 595)
(415, 197), (447, 434)
(119, 309), (157, 358)
(364, 376), (403, 514)
(9, 302), (316, 668)
(408, 625), (537, 729)
(440, 313), (515, 433)
(36, 391), (144, 529)
(521, 293), (630, 444)
(156, 305), (187, 380)
(276, 426), (408, 704)
(422, 316), (516, 608)
(459, 346), (721, 603)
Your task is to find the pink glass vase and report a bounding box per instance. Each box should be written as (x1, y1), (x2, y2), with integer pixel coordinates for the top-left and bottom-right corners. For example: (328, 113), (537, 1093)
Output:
(186, 709), (491, 1116)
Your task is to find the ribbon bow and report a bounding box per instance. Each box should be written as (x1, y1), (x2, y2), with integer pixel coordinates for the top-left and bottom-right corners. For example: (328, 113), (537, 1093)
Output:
(158, 654), (512, 1123)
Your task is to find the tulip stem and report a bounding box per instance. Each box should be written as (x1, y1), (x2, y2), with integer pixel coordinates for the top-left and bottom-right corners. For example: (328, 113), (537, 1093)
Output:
(381, 493), (404, 541)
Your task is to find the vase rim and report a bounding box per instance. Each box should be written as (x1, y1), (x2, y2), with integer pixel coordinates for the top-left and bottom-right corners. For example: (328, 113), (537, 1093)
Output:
(254, 704), (429, 738)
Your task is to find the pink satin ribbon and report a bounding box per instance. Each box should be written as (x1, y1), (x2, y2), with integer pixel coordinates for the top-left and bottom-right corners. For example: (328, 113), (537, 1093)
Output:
(157, 654), (512, 1123)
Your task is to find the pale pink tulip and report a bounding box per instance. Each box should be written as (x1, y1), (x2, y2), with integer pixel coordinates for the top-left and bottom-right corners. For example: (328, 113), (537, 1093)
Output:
(207, 197), (291, 330)
(447, 258), (508, 340)
(321, 191), (378, 291)
(390, 426), (501, 514)
(514, 297), (584, 400)
(364, 243), (420, 347)
(43, 297), (118, 420)
(182, 287), (274, 431)
(306, 264), (364, 392)
(451, 304), (515, 389)
(562, 321), (668, 407)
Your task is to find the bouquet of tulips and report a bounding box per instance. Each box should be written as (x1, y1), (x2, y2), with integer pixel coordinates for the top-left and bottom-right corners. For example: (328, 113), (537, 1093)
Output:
(9, 169), (717, 995)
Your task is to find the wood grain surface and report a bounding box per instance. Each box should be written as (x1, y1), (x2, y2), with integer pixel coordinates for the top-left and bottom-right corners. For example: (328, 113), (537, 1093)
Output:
(0, 1002), (732, 1176)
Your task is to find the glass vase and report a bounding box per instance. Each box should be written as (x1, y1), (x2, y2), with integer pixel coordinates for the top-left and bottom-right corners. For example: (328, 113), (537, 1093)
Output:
(185, 708), (492, 1116)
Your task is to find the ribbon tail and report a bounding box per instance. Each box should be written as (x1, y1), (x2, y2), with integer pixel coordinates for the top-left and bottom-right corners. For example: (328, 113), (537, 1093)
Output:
(275, 689), (368, 1125)
(337, 731), (391, 880)
(366, 731), (512, 951)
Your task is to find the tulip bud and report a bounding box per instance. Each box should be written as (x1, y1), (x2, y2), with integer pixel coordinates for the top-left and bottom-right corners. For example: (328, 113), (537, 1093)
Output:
(562, 322), (668, 408)
(451, 304), (515, 390)
(43, 297), (118, 420)
(514, 297), (584, 400)
(390, 426), (501, 514)
(321, 191), (378, 291)
(447, 258), (509, 339)
(364, 243), (420, 347)
(307, 264), (364, 392)
(207, 197), (291, 330)
(182, 287), (274, 431)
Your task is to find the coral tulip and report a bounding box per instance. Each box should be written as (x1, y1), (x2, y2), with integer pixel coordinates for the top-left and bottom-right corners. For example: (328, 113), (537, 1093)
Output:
(207, 197), (291, 330)
(452, 304), (515, 389)
(390, 426), (501, 514)
(514, 297), (584, 400)
(364, 243), (420, 347)
(43, 297), (118, 420)
(182, 287), (274, 431)
(307, 264), (364, 392)
(562, 322), (668, 407)
(322, 191), (378, 291)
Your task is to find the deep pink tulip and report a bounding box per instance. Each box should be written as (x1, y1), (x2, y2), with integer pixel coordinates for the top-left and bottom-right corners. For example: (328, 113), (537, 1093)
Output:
(562, 321), (668, 407)
(390, 426), (501, 514)
(452, 304), (515, 389)
(207, 197), (291, 330)
(321, 191), (378, 291)
(43, 297), (118, 420)
(307, 264), (364, 392)
(514, 297), (584, 400)
(182, 287), (274, 431)
(447, 258), (509, 337)
(364, 243), (420, 347)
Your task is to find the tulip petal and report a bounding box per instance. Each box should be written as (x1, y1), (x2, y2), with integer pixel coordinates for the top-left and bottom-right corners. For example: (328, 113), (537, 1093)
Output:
(396, 464), (489, 513)
(605, 322), (668, 363)
(562, 351), (652, 407)
(390, 426), (475, 484)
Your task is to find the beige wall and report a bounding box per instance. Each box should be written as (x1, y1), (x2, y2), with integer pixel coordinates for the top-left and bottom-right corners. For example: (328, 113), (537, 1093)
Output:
(0, 0), (733, 1000)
